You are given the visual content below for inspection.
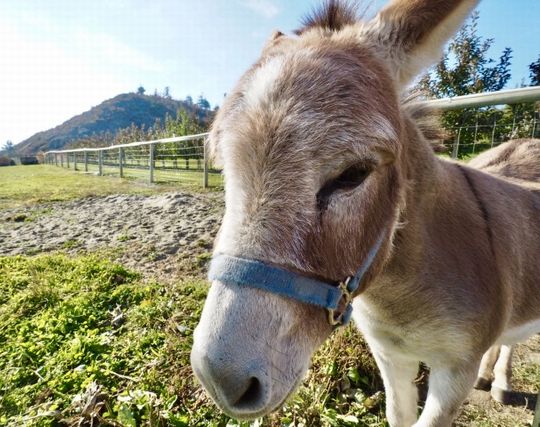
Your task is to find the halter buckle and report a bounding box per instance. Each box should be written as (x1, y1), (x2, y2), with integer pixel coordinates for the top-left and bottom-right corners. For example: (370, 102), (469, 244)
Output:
(327, 276), (353, 326)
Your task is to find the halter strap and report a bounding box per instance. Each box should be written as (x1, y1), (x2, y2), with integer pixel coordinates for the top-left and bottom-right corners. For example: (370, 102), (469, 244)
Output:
(208, 233), (385, 328)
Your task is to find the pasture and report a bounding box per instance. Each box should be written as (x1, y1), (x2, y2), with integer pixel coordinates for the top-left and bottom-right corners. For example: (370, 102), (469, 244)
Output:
(0, 165), (175, 210)
(0, 165), (538, 426)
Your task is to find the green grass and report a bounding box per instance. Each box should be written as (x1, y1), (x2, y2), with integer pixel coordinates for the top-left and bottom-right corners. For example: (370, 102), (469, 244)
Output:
(82, 162), (223, 188)
(0, 254), (387, 426)
(0, 165), (219, 211)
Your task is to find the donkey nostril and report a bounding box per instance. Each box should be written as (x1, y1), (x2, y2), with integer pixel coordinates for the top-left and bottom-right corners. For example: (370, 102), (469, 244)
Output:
(234, 377), (263, 408)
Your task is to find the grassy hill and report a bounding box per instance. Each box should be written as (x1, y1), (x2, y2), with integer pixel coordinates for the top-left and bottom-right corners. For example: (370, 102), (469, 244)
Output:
(15, 94), (209, 155)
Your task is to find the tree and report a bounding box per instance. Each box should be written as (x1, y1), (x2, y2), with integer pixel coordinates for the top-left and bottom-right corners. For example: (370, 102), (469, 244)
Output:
(529, 55), (540, 86)
(417, 12), (512, 98)
(137, 86), (146, 95)
(3, 140), (14, 156)
(164, 86), (171, 99)
(197, 95), (211, 110)
(416, 12), (514, 156)
(185, 95), (193, 106)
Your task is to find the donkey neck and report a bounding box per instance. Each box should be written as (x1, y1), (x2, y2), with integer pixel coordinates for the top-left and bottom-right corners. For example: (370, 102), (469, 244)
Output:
(392, 115), (502, 275)
(359, 115), (511, 333)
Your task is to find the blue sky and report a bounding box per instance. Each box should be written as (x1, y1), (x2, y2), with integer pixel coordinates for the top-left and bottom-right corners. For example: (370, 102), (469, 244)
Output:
(1, 0), (539, 145)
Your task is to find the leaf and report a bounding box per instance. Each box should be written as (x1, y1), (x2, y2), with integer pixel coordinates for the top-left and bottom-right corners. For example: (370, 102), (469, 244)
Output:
(336, 414), (359, 424)
(165, 395), (178, 410)
(347, 367), (360, 384)
(117, 404), (137, 427)
(168, 414), (189, 427)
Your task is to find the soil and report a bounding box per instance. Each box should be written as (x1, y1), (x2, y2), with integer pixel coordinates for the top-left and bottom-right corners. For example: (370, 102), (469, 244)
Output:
(0, 192), (224, 281)
(0, 191), (538, 426)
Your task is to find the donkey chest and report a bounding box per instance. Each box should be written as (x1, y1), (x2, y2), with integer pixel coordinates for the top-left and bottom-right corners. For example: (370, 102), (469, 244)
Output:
(351, 297), (464, 361)
(352, 302), (419, 352)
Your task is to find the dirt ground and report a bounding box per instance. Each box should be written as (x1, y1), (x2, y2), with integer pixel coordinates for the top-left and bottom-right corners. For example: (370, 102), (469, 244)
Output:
(1, 191), (538, 426)
(457, 335), (540, 426)
(0, 192), (224, 280)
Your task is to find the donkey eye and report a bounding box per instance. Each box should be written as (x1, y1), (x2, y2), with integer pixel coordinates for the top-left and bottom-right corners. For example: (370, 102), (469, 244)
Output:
(332, 164), (369, 189)
(317, 163), (370, 209)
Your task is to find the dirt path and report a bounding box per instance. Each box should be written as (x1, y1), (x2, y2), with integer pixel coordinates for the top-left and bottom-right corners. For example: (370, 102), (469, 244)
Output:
(1, 191), (538, 425)
(0, 192), (224, 280)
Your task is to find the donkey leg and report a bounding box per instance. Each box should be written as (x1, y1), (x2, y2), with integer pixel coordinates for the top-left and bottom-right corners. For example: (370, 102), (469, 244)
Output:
(413, 359), (480, 427)
(474, 345), (500, 391)
(490, 344), (514, 404)
(372, 350), (419, 427)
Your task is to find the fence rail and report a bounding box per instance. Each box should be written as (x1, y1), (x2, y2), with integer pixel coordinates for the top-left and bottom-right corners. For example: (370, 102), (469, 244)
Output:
(44, 86), (540, 186)
(431, 86), (540, 158)
(44, 133), (218, 188)
(427, 86), (540, 110)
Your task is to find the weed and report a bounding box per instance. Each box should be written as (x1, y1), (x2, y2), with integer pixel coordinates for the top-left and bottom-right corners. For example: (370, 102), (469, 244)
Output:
(0, 254), (387, 426)
(2, 252), (537, 426)
(117, 233), (131, 242)
(195, 252), (212, 267)
(62, 239), (81, 249)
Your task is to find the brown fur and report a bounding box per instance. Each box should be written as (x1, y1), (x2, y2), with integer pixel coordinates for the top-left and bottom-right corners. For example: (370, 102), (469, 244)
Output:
(470, 138), (540, 182)
(194, 1), (540, 425)
(295, 0), (359, 35)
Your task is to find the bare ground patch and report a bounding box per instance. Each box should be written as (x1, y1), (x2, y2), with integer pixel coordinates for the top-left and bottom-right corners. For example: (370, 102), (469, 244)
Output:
(0, 192), (223, 280)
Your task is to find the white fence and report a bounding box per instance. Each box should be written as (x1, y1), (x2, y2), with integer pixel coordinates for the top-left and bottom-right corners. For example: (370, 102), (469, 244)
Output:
(44, 86), (540, 186)
(429, 86), (540, 158)
(44, 133), (219, 188)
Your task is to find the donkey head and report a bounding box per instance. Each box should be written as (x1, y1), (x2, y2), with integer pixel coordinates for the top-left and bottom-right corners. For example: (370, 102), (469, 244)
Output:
(191, 0), (477, 419)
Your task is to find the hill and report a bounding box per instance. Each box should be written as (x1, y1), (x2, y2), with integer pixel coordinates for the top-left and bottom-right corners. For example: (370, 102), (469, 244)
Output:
(15, 93), (209, 155)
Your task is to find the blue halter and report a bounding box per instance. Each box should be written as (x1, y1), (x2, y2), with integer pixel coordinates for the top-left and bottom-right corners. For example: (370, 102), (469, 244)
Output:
(208, 233), (385, 327)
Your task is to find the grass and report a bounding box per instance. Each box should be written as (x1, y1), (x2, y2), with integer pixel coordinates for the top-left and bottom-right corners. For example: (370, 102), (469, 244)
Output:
(0, 165), (220, 211)
(75, 161), (223, 189)
(0, 254), (386, 427)
(0, 166), (163, 210)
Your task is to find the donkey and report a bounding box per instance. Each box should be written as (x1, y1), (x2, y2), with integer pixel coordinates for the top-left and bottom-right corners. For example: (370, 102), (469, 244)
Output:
(470, 138), (540, 404)
(191, 0), (540, 425)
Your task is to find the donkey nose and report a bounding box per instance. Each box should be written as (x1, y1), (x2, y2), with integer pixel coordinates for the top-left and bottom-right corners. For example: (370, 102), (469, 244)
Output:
(191, 346), (271, 417)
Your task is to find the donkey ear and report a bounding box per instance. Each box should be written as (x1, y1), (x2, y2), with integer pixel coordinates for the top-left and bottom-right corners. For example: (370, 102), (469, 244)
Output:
(261, 30), (285, 55)
(362, 0), (479, 87)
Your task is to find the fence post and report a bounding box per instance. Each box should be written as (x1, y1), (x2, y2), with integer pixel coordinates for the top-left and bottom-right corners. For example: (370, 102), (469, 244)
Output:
(203, 139), (209, 189)
(61, 154), (64, 168)
(533, 391), (540, 427)
(149, 143), (155, 183)
(74, 153), (78, 171)
(67, 153), (70, 169)
(472, 115), (479, 154)
(84, 151), (88, 172)
(54, 154), (58, 166)
(119, 147), (124, 178)
(98, 150), (103, 176)
(451, 128), (462, 159)
(491, 117), (497, 147)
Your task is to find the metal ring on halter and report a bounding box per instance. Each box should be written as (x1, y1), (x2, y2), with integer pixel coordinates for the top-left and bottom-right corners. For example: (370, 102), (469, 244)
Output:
(327, 277), (353, 326)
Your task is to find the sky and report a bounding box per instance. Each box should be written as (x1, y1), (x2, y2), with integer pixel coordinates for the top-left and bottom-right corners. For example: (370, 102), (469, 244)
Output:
(1, 0), (539, 146)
